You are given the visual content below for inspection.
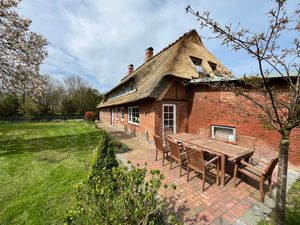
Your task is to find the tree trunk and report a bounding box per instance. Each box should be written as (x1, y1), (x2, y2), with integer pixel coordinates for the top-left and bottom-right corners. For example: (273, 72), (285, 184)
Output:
(275, 132), (290, 225)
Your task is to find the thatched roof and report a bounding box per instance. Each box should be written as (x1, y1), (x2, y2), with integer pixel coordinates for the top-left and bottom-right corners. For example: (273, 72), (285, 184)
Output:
(97, 29), (232, 108)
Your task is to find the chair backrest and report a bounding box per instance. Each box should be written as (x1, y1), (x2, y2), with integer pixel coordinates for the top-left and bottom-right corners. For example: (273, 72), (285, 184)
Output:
(153, 135), (163, 152)
(168, 139), (181, 160)
(163, 128), (173, 141)
(263, 157), (279, 177)
(238, 135), (256, 149)
(185, 145), (205, 172)
(215, 130), (229, 142)
(197, 128), (209, 138)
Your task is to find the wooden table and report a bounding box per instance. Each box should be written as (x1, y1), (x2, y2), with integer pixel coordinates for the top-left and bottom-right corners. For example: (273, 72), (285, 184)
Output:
(168, 133), (255, 187)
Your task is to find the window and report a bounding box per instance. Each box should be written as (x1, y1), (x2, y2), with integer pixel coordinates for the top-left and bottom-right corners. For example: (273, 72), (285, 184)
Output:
(163, 104), (176, 134)
(208, 61), (217, 71)
(107, 83), (136, 100)
(211, 125), (236, 142)
(190, 56), (204, 73)
(115, 108), (119, 120)
(121, 107), (124, 121)
(128, 106), (139, 125)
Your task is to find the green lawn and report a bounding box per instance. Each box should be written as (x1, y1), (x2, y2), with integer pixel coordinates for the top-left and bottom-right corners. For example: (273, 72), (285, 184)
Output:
(0, 121), (100, 225)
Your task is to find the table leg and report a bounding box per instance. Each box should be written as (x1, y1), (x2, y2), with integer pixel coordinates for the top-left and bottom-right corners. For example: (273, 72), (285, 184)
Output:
(221, 154), (225, 187)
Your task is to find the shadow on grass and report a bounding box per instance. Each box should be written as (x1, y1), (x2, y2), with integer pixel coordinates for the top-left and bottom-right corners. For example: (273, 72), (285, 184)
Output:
(0, 122), (64, 132)
(107, 130), (138, 141)
(0, 131), (100, 157)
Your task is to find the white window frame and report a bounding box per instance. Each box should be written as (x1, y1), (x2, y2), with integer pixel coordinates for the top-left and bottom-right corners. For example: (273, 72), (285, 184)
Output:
(211, 125), (236, 143)
(115, 108), (119, 120)
(120, 107), (124, 121)
(128, 106), (139, 125)
(162, 104), (176, 134)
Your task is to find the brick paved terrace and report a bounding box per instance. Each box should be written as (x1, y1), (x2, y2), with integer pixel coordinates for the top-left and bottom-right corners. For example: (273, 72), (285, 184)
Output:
(97, 123), (300, 225)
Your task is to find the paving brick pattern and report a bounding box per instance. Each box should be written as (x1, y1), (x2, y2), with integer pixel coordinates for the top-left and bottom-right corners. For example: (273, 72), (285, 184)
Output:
(97, 123), (298, 225)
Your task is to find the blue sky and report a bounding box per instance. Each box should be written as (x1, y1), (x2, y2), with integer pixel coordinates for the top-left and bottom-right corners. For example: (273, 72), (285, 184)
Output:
(18, 0), (297, 92)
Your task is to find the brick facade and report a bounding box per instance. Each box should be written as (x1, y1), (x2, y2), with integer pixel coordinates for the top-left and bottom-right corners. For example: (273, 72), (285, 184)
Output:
(187, 85), (300, 166)
(99, 81), (300, 165)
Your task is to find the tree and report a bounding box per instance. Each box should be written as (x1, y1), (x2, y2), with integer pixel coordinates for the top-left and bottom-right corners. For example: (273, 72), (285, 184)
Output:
(35, 75), (65, 115)
(0, 93), (19, 116)
(63, 75), (103, 115)
(186, 1), (299, 224)
(0, 0), (48, 97)
(18, 96), (39, 120)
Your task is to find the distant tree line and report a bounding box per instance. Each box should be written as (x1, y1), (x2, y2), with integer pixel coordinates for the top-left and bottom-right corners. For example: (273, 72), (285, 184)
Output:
(0, 75), (103, 120)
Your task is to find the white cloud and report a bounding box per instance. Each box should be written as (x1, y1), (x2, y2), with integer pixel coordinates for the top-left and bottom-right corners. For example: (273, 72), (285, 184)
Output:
(18, 0), (298, 92)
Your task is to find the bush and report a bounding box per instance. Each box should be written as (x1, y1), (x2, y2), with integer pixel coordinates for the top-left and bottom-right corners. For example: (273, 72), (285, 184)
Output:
(90, 129), (118, 178)
(84, 111), (95, 121)
(66, 129), (180, 225)
(18, 97), (39, 120)
(0, 94), (20, 117)
(111, 139), (130, 154)
(66, 165), (179, 225)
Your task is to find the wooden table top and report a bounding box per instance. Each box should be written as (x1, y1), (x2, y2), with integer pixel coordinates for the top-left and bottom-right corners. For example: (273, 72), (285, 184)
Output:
(168, 133), (254, 159)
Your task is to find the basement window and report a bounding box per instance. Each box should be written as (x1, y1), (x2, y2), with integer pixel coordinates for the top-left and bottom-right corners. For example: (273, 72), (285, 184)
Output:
(208, 61), (217, 71)
(211, 125), (236, 143)
(190, 56), (204, 73)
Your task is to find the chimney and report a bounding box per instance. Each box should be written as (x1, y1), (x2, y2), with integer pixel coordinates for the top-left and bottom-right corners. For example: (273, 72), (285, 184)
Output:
(145, 47), (154, 62)
(128, 64), (134, 74)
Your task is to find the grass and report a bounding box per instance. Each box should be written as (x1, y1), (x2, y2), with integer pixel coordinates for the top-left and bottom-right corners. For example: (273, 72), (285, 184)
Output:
(258, 177), (300, 225)
(0, 121), (100, 225)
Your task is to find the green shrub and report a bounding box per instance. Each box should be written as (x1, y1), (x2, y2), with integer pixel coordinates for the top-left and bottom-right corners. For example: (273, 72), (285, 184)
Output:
(90, 129), (118, 178)
(111, 139), (130, 154)
(18, 97), (39, 120)
(66, 129), (180, 225)
(66, 165), (179, 225)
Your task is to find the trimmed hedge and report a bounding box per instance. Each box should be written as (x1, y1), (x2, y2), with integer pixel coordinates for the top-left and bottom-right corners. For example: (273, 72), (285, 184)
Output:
(65, 129), (181, 225)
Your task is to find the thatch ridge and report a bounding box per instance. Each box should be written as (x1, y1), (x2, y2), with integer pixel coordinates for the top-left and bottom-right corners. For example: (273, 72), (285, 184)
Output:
(97, 29), (232, 108)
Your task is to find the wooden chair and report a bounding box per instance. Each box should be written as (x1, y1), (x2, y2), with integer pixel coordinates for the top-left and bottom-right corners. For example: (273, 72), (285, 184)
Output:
(233, 157), (278, 202)
(163, 129), (174, 143)
(185, 145), (219, 191)
(153, 135), (170, 166)
(214, 130), (229, 142)
(168, 139), (187, 176)
(237, 135), (256, 149)
(228, 135), (256, 162)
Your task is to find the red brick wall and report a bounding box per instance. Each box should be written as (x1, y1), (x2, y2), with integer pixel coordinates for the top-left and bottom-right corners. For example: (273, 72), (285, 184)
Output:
(99, 81), (189, 142)
(187, 85), (300, 165)
(99, 101), (156, 142)
(153, 101), (188, 139)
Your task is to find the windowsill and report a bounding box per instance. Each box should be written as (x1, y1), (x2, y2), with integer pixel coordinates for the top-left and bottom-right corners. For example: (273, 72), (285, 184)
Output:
(128, 121), (139, 126)
(121, 119), (124, 121)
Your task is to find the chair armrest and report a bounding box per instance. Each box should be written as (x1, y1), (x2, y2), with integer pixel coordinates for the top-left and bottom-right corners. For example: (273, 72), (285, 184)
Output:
(180, 152), (186, 156)
(162, 138), (168, 145)
(250, 157), (268, 164)
(205, 156), (219, 166)
(239, 160), (263, 174)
